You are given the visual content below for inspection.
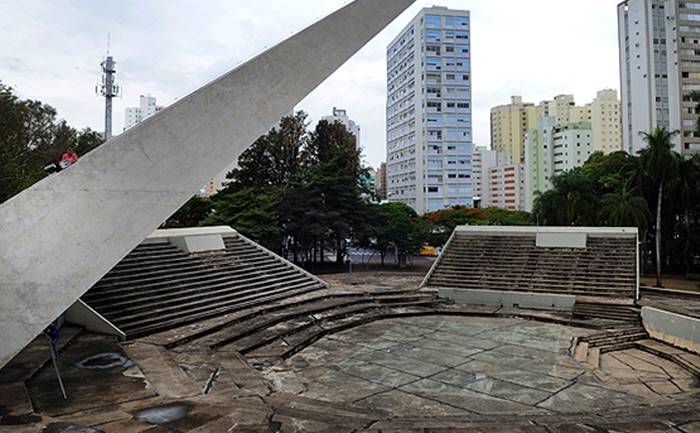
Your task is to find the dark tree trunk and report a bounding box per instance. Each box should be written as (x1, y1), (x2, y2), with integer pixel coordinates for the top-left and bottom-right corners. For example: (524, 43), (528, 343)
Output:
(685, 207), (692, 277)
(336, 237), (343, 264)
(320, 236), (325, 264)
(655, 182), (663, 288)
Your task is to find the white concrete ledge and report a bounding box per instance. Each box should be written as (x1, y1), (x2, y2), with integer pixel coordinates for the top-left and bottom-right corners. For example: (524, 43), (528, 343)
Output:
(439, 288), (576, 311)
(148, 226), (233, 254)
(147, 226), (236, 239)
(454, 226), (638, 238)
(536, 232), (587, 248)
(641, 306), (700, 354)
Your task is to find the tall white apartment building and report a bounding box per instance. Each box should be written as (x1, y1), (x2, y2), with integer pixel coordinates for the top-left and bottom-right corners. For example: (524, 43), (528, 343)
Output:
(322, 107), (361, 148)
(618, 0), (700, 155)
(386, 7), (473, 213)
(124, 95), (163, 131)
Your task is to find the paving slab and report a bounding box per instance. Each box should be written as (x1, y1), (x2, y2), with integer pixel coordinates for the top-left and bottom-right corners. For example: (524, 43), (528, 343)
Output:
(398, 378), (549, 415)
(336, 360), (421, 387)
(356, 389), (470, 416)
(536, 382), (646, 412)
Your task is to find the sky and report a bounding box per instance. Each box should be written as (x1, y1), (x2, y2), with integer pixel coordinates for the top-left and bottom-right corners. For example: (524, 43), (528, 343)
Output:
(0, 0), (621, 167)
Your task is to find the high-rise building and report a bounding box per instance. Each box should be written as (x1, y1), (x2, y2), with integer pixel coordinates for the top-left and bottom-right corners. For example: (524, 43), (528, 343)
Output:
(124, 95), (163, 131)
(492, 91), (622, 166)
(375, 162), (388, 201)
(541, 95), (578, 124)
(590, 89), (623, 153)
(490, 96), (540, 163)
(489, 163), (526, 211)
(386, 6), (473, 214)
(618, 0), (700, 155)
(472, 146), (512, 208)
(524, 118), (593, 211)
(322, 107), (361, 148)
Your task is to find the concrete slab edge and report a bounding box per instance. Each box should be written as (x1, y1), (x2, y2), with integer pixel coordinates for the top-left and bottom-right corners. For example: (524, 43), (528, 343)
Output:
(437, 287), (576, 311)
(228, 231), (329, 289)
(419, 229), (457, 289)
(641, 306), (700, 355)
(64, 299), (126, 339)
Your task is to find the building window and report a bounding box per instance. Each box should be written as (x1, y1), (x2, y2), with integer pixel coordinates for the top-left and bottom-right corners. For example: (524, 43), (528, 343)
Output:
(425, 15), (441, 27)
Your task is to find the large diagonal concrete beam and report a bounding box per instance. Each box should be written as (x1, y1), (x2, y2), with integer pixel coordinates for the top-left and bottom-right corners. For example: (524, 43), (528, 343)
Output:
(0, 0), (414, 368)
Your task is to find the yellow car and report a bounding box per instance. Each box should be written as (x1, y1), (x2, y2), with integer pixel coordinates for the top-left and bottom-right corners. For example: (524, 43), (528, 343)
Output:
(418, 245), (438, 257)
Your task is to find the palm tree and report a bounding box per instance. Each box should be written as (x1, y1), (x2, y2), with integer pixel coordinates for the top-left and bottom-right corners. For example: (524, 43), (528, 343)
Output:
(533, 170), (598, 226)
(677, 154), (700, 276)
(599, 180), (650, 230)
(639, 127), (680, 287)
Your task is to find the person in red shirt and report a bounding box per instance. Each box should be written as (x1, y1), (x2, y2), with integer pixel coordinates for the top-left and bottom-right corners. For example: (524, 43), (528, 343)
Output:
(59, 151), (78, 169)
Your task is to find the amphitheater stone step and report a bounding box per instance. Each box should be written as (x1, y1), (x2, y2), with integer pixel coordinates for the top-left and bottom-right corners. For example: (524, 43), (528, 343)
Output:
(78, 227), (328, 338)
(425, 227), (638, 301)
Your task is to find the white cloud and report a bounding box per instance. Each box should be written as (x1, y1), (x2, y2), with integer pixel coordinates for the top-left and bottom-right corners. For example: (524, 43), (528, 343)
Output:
(0, 0), (620, 167)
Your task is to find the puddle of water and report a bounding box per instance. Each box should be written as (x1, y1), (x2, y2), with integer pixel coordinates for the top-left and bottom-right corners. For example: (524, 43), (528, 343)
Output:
(74, 353), (133, 370)
(293, 360), (309, 369)
(133, 403), (189, 425)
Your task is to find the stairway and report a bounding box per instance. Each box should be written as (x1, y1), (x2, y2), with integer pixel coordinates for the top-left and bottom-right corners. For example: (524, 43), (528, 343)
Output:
(572, 326), (648, 367)
(573, 301), (640, 322)
(426, 233), (637, 299)
(168, 290), (447, 361)
(81, 233), (327, 338)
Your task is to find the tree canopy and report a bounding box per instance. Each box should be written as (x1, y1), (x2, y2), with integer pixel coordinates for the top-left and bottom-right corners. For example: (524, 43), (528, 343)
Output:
(0, 81), (104, 203)
(533, 135), (700, 281)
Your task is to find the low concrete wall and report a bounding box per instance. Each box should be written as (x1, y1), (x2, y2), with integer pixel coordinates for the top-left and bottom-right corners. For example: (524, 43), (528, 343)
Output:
(439, 288), (576, 311)
(641, 306), (700, 354)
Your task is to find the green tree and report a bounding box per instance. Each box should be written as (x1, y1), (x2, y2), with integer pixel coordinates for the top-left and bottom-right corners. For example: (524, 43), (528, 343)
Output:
(532, 169), (598, 226)
(0, 81), (104, 203)
(226, 112), (308, 189)
(676, 154), (700, 276)
(639, 127), (680, 287)
(163, 196), (212, 228)
(598, 180), (650, 232)
(581, 150), (639, 196)
(202, 112), (309, 253)
(422, 206), (532, 246)
(371, 202), (427, 267)
(203, 187), (283, 250)
(302, 119), (366, 264)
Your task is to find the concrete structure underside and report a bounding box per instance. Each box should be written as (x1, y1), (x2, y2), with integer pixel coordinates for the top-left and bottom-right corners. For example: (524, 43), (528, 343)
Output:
(0, 0), (415, 369)
(1, 272), (700, 432)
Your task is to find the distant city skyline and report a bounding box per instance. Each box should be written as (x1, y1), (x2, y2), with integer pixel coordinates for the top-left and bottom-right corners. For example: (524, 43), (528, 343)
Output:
(0, 0), (620, 167)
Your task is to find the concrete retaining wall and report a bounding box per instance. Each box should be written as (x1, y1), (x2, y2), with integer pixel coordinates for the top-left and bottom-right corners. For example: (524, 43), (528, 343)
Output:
(641, 306), (700, 354)
(439, 288), (576, 311)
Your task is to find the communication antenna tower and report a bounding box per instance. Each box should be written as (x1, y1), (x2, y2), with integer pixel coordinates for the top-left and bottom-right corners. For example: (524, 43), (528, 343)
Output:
(96, 34), (120, 140)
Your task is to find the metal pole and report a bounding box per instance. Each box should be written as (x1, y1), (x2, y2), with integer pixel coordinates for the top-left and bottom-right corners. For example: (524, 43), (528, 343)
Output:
(45, 334), (68, 400)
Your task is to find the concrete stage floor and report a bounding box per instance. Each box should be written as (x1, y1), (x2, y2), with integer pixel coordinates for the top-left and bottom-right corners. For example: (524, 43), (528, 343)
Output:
(1, 273), (700, 432)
